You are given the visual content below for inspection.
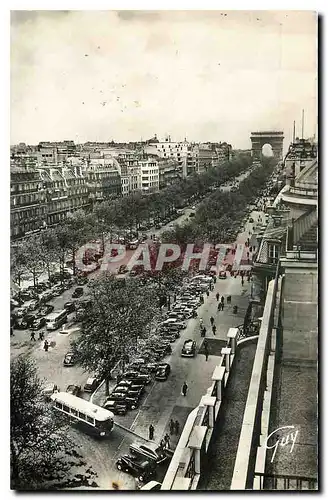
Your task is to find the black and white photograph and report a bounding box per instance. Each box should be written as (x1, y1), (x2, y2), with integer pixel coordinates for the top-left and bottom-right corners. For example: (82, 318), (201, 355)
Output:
(9, 8), (318, 491)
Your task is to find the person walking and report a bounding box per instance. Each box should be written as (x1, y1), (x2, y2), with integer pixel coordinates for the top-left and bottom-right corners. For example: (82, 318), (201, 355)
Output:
(169, 419), (175, 435)
(217, 302), (221, 311)
(210, 316), (215, 326)
(44, 339), (49, 351)
(164, 433), (171, 449)
(204, 345), (209, 362)
(181, 381), (188, 397)
(149, 424), (154, 441)
(212, 324), (217, 335)
(213, 276), (217, 284)
(174, 420), (180, 435)
(199, 318), (203, 329)
(201, 326), (206, 337)
(38, 330), (44, 341)
(206, 290), (209, 298)
(216, 292), (220, 302)
(30, 331), (36, 341)
(227, 295), (231, 304)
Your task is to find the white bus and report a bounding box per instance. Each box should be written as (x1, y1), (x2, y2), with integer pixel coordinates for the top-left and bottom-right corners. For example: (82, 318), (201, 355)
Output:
(51, 392), (114, 437)
(46, 310), (68, 330)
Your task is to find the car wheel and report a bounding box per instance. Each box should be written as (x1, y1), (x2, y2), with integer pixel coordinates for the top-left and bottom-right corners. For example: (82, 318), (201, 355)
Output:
(139, 475), (144, 482)
(131, 405), (136, 410)
(117, 464), (122, 470)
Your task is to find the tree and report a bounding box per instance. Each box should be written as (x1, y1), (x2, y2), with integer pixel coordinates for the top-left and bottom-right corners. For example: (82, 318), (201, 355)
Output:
(73, 275), (160, 395)
(11, 356), (96, 490)
(11, 242), (28, 288)
(20, 235), (45, 289)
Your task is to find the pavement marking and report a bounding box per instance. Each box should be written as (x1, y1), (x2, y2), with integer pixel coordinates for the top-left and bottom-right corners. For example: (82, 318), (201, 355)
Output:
(284, 300), (317, 305)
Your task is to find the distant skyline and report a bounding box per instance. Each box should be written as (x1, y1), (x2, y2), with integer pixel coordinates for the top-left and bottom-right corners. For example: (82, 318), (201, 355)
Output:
(11, 10), (317, 150)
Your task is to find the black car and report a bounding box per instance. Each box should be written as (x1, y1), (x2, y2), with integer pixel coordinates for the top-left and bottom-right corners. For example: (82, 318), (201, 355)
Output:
(117, 380), (145, 395)
(72, 287), (84, 298)
(66, 384), (81, 396)
(122, 371), (151, 385)
(64, 301), (76, 314)
(63, 352), (77, 367)
(39, 304), (54, 316)
(116, 454), (156, 482)
(155, 363), (171, 381)
(181, 339), (196, 358)
(83, 377), (101, 393)
(110, 392), (139, 410)
(104, 399), (128, 415)
(21, 313), (38, 329)
(115, 384), (143, 401)
(31, 316), (47, 330)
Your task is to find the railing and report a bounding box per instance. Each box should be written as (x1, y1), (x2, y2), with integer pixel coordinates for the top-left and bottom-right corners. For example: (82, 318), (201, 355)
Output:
(254, 472), (317, 490)
(288, 186), (317, 199)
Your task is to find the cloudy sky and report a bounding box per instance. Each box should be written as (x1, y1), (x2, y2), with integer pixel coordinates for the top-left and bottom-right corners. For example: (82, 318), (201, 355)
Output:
(10, 10), (317, 149)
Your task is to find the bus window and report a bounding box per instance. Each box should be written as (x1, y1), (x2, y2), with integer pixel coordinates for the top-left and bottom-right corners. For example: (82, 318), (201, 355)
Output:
(71, 408), (78, 416)
(78, 412), (86, 420)
(86, 415), (95, 425)
(63, 405), (70, 413)
(56, 402), (63, 410)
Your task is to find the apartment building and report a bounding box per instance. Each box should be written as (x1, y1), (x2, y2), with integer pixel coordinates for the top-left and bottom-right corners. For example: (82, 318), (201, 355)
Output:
(139, 158), (159, 193)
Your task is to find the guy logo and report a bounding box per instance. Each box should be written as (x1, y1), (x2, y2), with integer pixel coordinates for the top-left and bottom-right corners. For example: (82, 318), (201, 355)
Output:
(265, 426), (299, 463)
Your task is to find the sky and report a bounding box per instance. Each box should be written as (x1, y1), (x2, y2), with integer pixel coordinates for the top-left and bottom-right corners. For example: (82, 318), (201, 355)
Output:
(10, 10), (317, 149)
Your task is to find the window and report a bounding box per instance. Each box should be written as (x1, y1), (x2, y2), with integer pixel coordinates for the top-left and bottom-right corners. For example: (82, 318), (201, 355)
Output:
(78, 412), (86, 420)
(268, 244), (278, 264)
(63, 405), (70, 413)
(56, 402), (63, 410)
(71, 408), (78, 417)
(86, 415), (95, 425)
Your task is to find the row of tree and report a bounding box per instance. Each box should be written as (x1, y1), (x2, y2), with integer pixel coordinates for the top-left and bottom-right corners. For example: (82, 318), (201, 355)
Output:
(161, 156), (276, 246)
(11, 154), (252, 289)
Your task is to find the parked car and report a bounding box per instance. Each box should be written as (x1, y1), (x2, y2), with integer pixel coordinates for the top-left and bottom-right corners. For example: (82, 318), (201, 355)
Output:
(219, 270), (227, 280)
(31, 316), (47, 330)
(155, 363), (171, 381)
(63, 352), (77, 367)
(117, 379), (145, 395)
(21, 313), (38, 329)
(83, 377), (101, 393)
(139, 480), (162, 491)
(129, 442), (167, 464)
(66, 384), (81, 396)
(181, 339), (196, 357)
(64, 301), (76, 314)
(116, 454), (156, 482)
(72, 287), (84, 298)
(122, 371), (151, 385)
(39, 304), (54, 316)
(110, 391), (139, 410)
(104, 399), (128, 415)
(42, 383), (59, 401)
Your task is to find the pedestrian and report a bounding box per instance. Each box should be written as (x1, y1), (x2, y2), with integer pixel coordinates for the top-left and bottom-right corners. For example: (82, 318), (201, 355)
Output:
(169, 418), (175, 435)
(241, 277), (244, 286)
(199, 318), (203, 327)
(200, 295), (204, 304)
(213, 276), (217, 284)
(217, 302), (221, 311)
(44, 339), (49, 351)
(38, 330), (44, 341)
(221, 296), (224, 304)
(210, 316), (214, 326)
(174, 420), (180, 435)
(160, 438), (166, 450)
(227, 295), (231, 304)
(10, 326), (14, 336)
(201, 326), (206, 337)
(181, 381), (188, 397)
(204, 347), (209, 362)
(164, 433), (170, 449)
(206, 290), (209, 297)
(30, 331), (36, 341)
(216, 292), (220, 301)
(212, 324), (217, 335)
(149, 424), (154, 441)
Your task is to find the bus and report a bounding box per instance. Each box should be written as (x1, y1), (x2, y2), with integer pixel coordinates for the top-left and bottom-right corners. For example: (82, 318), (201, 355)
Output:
(46, 309), (68, 330)
(51, 392), (114, 437)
